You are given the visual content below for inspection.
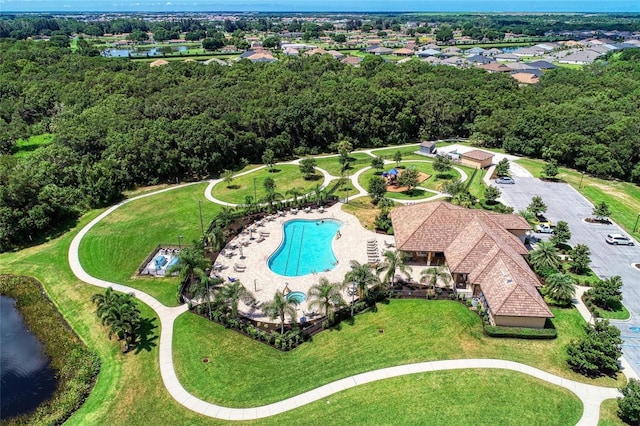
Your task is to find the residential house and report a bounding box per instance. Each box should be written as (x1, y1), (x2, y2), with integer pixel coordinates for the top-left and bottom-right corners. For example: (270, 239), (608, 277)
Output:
(511, 72), (540, 85)
(494, 53), (520, 62)
(477, 62), (511, 73)
(149, 59), (169, 67)
(390, 202), (553, 328)
(341, 55), (363, 66)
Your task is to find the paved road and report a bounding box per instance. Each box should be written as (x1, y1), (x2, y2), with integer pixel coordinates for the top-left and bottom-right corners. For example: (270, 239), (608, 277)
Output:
(498, 176), (640, 374)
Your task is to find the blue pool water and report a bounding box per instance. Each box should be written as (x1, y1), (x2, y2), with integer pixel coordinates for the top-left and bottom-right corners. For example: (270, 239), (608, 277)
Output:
(268, 219), (342, 277)
(286, 291), (307, 304)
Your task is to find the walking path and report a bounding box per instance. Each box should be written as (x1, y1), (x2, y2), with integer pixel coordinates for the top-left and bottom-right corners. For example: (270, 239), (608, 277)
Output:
(67, 157), (625, 424)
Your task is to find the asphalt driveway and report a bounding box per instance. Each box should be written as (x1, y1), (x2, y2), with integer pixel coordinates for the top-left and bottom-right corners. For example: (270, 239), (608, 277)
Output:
(497, 176), (640, 374)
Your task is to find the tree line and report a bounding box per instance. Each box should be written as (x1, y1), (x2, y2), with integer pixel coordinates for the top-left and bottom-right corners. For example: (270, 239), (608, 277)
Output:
(1, 39), (639, 251)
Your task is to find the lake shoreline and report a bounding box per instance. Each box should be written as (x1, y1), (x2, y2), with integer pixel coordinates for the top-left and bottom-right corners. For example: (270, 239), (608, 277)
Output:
(0, 275), (100, 425)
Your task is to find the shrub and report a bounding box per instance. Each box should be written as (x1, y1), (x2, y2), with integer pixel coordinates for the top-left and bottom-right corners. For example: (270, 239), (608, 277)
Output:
(618, 379), (640, 424)
(484, 325), (557, 339)
(567, 319), (622, 377)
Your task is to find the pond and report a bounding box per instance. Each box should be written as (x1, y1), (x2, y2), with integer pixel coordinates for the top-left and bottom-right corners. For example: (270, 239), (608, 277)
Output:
(0, 295), (57, 419)
(102, 45), (189, 57)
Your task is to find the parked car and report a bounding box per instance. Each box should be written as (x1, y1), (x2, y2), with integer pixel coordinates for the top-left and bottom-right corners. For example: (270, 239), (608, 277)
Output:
(535, 223), (554, 234)
(606, 233), (634, 246)
(495, 176), (515, 184)
(534, 214), (552, 227)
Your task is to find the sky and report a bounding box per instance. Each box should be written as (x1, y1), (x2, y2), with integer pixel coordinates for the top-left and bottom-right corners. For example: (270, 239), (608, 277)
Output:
(1, 0), (639, 13)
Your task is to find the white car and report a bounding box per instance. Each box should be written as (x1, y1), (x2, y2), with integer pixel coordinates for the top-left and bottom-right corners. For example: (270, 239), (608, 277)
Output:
(605, 233), (634, 246)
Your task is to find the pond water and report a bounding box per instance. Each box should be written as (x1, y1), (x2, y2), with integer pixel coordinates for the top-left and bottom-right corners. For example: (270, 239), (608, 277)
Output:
(0, 296), (57, 419)
(102, 45), (189, 57)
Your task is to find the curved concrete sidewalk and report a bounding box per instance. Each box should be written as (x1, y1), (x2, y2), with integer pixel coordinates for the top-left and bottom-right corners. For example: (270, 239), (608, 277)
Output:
(68, 178), (622, 424)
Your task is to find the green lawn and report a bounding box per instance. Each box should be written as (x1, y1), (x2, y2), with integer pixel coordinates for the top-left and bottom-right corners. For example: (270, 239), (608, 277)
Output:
(211, 165), (321, 204)
(78, 183), (220, 306)
(261, 369), (582, 426)
(11, 133), (53, 158)
(516, 158), (640, 239)
(599, 398), (625, 426)
(173, 300), (619, 409)
(314, 153), (373, 177)
(0, 210), (224, 426)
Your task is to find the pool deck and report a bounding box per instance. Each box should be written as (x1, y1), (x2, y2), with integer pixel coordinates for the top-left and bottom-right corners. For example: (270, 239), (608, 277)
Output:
(213, 203), (389, 323)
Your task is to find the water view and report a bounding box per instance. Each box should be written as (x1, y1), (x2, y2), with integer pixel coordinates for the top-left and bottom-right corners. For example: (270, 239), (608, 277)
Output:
(102, 45), (189, 57)
(0, 296), (57, 420)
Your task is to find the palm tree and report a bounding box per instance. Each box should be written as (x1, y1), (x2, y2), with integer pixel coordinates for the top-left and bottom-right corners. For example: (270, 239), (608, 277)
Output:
(216, 280), (255, 319)
(263, 290), (298, 334)
(285, 187), (305, 207)
(312, 183), (327, 204)
(528, 240), (560, 272)
(344, 260), (380, 299)
(378, 250), (412, 289)
(215, 207), (236, 232)
(101, 294), (141, 351)
(544, 272), (576, 306)
(189, 274), (222, 319)
(166, 246), (210, 283)
(91, 287), (121, 320)
(205, 227), (225, 253)
(307, 277), (345, 322)
(420, 266), (451, 290)
(261, 189), (283, 210)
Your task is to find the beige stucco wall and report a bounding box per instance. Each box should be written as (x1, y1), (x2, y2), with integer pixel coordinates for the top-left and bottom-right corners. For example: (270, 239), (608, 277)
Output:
(494, 315), (546, 329)
(460, 157), (492, 169)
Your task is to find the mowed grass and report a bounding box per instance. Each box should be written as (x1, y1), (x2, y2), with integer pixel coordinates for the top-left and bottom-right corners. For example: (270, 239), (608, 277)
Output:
(342, 196), (390, 230)
(314, 152), (373, 176)
(599, 398), (625, 426)
(0, 213), (219, 426)
(11, 133), (53, 157)
(261, 369), (581, 426)
(211, 165), (320, 204)
(516, 158), (640, 239)
(78, 183), (221, 306)
(173, 300), (620, 409)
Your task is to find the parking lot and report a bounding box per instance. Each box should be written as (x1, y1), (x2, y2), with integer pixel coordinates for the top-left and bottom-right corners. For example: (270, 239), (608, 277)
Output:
(498, 176), (640, 374)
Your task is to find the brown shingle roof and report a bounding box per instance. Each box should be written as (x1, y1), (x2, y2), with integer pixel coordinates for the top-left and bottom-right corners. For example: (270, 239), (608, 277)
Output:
(390, 201), (550, 319)
(461, 149), (494, 161)
(479, 256), (552, 317)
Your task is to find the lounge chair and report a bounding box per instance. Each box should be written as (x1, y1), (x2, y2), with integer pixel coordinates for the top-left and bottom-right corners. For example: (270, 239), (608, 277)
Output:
(291, 208), (299, 214)
(256, 237), (265, 243)
(304, 206), (311, 213)
(318, 206), (325, 213)
(384, 240), (395, 248)
(234, 263), (246, 272)
(260, 231), (270, 237)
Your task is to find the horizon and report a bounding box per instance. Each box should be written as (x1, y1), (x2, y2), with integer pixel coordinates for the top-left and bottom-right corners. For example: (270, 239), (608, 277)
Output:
(1, 0), (639, 14)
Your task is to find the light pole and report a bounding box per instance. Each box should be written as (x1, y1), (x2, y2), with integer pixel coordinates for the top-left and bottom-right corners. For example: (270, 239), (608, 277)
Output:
(253, 178), (258, 207)
(348, 281), (358, 317)
(178, 235), (183, 249)
(579, 172), (585, 189)
(198, 200), (204, 236)
(634, 213), (640, 233)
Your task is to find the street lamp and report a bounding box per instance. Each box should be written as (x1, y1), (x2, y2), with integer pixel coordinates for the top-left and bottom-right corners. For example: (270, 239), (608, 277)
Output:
(198, 200), (204, 236)
(634, 213), (640, 233)
(579, 172), (585, 189)
(178, 235), (183, 249)
(253, 177), (258, 207)
(348, 281), (358, 317)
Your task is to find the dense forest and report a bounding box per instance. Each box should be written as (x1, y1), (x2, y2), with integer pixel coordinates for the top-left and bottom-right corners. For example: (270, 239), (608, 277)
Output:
(1, 40), (639, 251)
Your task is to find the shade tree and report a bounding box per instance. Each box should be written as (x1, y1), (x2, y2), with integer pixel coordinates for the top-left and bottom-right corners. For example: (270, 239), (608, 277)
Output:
(567, 319), (622, 377)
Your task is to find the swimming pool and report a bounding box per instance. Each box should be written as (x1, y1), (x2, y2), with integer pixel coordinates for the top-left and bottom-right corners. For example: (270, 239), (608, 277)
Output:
(286, 291), (307, 304)
(268, 219), (342, 277)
